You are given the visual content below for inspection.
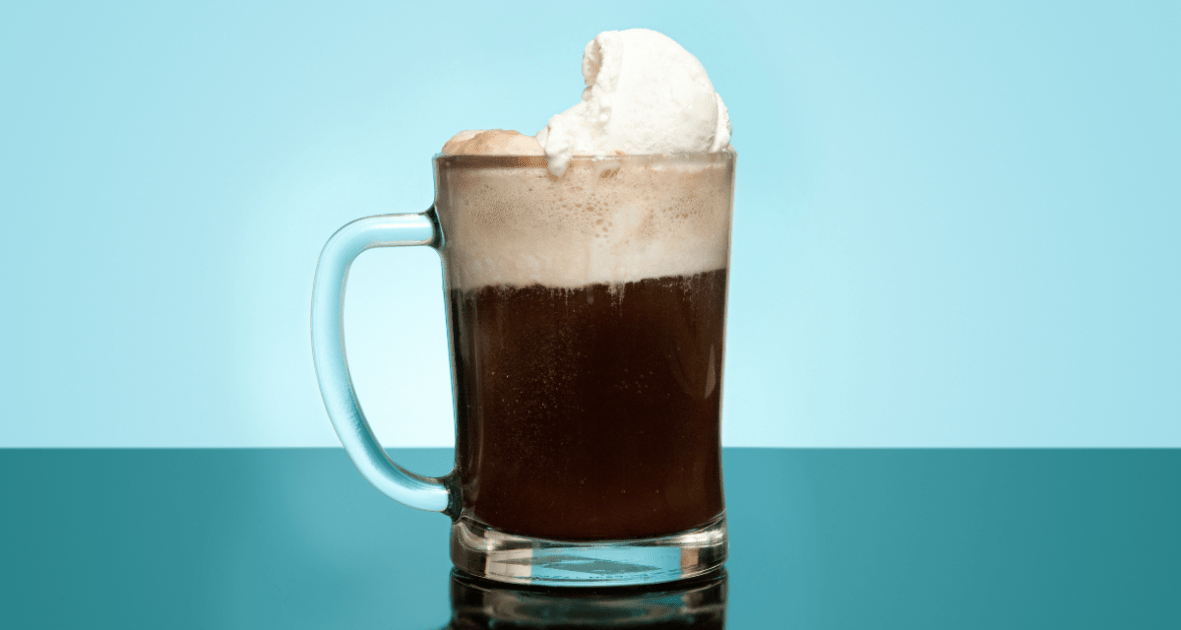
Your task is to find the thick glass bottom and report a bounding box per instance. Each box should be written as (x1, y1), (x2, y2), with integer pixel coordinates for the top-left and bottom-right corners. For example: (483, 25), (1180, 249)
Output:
(450, 513), (727, 587)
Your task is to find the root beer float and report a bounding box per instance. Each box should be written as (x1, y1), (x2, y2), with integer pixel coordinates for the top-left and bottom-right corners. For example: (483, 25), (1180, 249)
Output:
(437, 29), (735, 541)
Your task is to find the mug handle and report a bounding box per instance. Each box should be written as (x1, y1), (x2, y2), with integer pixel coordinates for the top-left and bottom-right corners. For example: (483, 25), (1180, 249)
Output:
(310, 209), (453, 514)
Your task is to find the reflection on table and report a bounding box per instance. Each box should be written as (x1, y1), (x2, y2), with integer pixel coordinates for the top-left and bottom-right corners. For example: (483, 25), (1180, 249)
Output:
(445, 569), (727, 629)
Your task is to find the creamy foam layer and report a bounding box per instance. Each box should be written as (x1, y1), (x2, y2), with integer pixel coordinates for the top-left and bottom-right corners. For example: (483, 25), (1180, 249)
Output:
(434, 153), (734, 290)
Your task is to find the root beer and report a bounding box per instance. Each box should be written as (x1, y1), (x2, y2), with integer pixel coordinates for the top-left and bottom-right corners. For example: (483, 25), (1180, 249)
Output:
(450, 270), (727, 539)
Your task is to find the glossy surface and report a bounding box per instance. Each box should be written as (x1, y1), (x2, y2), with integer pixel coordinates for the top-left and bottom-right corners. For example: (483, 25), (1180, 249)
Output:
(1, 448), (1178, 628)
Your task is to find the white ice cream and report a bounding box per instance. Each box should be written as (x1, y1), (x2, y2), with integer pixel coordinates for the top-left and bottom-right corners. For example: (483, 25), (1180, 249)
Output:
(442, 29), (732, 177)
(535, 29), (731, 176)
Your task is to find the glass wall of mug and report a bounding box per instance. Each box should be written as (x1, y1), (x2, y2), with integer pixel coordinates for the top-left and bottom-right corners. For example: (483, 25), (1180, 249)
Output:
(435, 152), (735, 586)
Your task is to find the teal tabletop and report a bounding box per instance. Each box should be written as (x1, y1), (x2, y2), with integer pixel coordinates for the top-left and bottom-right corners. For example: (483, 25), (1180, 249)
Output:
(1, 449), (1177, 628)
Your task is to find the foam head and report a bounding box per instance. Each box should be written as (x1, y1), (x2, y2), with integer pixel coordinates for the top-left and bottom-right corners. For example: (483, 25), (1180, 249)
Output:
(433, 152), (735, 291)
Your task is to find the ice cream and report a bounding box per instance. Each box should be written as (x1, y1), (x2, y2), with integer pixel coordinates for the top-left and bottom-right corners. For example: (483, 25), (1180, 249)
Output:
(442, 29), (731, 176)
(536, 29), (731, 175)
(441, 129), (544, 156)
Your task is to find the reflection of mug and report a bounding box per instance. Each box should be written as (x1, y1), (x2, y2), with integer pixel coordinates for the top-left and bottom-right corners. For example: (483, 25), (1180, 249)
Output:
(446, 569), (728, 629)
(312, 152), (735, 586)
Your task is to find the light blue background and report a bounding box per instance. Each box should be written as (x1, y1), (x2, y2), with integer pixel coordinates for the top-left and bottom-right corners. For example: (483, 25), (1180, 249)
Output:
(1, 1), (1177, 447)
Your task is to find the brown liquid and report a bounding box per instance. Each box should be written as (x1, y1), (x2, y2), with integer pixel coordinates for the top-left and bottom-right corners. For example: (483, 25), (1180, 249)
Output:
(450, 269), (727, 540)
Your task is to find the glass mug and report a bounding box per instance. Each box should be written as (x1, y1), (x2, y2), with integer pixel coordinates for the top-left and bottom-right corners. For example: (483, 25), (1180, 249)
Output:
(311, 152), (735, 587)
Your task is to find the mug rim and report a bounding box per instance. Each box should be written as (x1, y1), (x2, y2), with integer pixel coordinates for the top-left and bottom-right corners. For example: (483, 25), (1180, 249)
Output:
(433, 150), (736, 169)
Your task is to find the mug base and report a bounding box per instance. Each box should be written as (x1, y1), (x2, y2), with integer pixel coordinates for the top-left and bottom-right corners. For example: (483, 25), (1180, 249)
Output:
(450, 513), (727, 587)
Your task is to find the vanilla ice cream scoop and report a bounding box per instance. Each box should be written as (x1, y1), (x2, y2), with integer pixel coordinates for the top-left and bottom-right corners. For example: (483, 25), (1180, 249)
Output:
(535, 29), (731, 176)
(441, 129), (544, 156)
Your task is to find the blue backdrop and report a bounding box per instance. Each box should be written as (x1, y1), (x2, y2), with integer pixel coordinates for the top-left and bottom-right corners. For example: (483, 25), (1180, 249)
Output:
(1, 1), (1177, 447)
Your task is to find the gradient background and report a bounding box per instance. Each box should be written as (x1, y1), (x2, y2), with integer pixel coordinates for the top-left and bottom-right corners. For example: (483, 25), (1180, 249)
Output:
(1, 1), (1177, 448)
